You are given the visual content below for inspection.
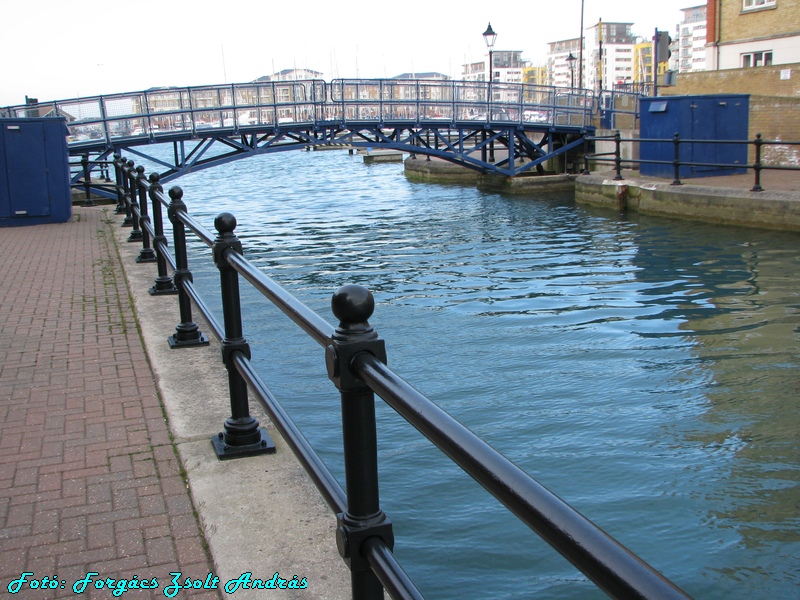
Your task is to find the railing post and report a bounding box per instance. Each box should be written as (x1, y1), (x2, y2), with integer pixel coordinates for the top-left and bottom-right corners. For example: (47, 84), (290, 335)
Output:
(613, 130), (624, 181)
(210, 212), (275, 460)
(113, 154), (127, 215)
(121, 160), (135, 227)
(81, 153), (95, 207)
(671, 133), (683, 186)
(751, 133), (764, 192)
(126, 161), (143, 242)
(582, 134), (591, 175)
(166, 187), (209, 348)
(135, 166), (156, 263)
(325, 285), (393, 600)
(147, 173), (178, 296)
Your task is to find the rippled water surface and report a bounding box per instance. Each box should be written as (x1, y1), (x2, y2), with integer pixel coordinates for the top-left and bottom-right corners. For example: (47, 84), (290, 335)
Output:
(144, 147), (799, 599)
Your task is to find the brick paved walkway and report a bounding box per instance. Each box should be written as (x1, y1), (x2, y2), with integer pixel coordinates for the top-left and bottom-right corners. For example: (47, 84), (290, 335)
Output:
(0, 207), (219, 598)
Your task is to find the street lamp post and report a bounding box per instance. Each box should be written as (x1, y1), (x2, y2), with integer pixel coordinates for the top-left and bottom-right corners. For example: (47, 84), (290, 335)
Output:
(566, 52), (577, 89)
(578, 0), (585, 89)
(483, 23), (497, 83)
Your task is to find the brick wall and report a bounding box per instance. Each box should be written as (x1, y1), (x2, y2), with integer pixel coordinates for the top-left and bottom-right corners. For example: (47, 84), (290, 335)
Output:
(750, 96), (800, 165)
(663, 63), (800, 97)
(721, 0), (800, 43)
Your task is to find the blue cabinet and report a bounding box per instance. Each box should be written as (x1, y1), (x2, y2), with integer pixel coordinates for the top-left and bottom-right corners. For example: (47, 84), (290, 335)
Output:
(639, 95), (749, 179)
(0, 118), (72, 226)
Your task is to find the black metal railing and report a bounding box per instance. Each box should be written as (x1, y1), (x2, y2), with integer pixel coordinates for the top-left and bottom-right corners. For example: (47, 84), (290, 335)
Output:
(112, 154), (694, 600)
(585, 131), (800, 192)
(68, 154), (116, 206)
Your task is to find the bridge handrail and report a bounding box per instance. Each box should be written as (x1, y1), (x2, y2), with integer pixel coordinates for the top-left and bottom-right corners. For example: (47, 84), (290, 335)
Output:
(112, 154), (694, 599)
(3, 79), (601, 147)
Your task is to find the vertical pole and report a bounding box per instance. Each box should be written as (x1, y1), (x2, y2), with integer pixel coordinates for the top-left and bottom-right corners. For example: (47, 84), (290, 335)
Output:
(127, 162), (143, 242)
(653, 28), (659, 98)
(582, 134), (591, 174)
(671, 133), (683, 186)
(135, 166), (156, 263)
(147, 173), (178, 295)
(325, 285), (393, 600)
(578, 0), (585, 90)
(81, 153), (95, 207)
(166, 187), (209, 348)
(121, 160), (135, 227)
(751, 133), (764, 192)
(113, 154), (127, 214)
(210, 212), (274, 459)
(613, 130), (624, 181)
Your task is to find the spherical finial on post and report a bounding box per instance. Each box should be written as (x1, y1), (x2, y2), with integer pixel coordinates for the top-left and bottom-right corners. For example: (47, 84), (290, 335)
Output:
(331, 284), (375, 334)
(168, 186), (183, 202)
(214, 212), (237, 236)
(149, 172), (160, 184)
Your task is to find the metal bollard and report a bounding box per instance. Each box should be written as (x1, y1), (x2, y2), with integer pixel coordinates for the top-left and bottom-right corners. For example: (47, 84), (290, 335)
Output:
(166, 187), (208, 349)
(135, 166), (156, 263)
(147, 173), (178, 296)
(210, 212), (274, 460)
(325, 285), (393, 599)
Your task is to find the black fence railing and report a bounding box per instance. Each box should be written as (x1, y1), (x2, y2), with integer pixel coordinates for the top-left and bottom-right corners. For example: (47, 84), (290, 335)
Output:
(110, 153), (694, 600)
(68, 154), (115, 206)
(585, 131), (800, 192)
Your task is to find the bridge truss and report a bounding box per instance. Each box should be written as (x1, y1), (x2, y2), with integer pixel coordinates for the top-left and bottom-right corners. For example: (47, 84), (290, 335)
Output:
(2, 79), (639, 196)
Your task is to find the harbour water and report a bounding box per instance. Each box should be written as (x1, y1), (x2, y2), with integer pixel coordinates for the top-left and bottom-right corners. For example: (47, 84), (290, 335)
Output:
(136, 147), (799, 599)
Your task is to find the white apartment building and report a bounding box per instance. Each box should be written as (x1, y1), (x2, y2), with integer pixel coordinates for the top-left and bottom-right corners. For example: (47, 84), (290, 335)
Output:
(547, 38), (583, 88)
(461, 50), (528, 84)
(678, 5), (708, 72)
(584, 22), (637, 91)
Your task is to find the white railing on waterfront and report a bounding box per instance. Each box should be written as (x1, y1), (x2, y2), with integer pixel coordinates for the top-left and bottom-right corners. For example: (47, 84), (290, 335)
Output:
(2, 79), (598, 147)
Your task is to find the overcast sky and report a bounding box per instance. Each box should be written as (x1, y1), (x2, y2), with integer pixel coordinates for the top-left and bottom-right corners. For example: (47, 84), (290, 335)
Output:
(0, 0), (692, 106)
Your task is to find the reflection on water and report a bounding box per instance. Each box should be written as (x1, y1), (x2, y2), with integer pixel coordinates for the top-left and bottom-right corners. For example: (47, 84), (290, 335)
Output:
(150, 146), (799, 599)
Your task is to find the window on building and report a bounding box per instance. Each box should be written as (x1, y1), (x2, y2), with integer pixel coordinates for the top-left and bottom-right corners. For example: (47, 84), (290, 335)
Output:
(743, 0), (776, 10)
(741, 51), (773, 67)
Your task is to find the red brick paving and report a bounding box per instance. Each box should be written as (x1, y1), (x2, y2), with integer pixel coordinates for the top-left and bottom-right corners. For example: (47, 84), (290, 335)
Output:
(0, 207), (220, 598)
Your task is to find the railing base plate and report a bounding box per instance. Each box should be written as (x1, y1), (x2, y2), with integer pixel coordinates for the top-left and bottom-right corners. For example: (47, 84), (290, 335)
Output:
(211, 429), (276, 460)
(168, 332), (210, 348)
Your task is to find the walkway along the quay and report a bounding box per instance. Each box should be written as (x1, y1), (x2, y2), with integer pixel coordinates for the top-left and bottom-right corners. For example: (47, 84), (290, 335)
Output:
(0, 206), (348, 599)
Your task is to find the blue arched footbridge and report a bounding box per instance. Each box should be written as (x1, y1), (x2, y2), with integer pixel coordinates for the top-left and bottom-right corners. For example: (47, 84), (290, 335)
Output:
(3, 79), (634, 192)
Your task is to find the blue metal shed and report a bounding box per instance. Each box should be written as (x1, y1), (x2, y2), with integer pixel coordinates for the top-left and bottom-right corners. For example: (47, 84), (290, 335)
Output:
(639, 94), (750, 179)
(0, 117), (72, 227)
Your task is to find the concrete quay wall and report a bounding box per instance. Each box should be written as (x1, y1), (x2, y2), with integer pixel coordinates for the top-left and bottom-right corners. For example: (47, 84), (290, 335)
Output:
(575, 173), (800, 232)
(404, 156), (800, 232)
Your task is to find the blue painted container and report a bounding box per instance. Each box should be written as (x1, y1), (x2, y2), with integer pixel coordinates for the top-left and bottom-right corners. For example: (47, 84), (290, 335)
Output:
(639, 94), (749, 179)
(0, 117), (72, 226)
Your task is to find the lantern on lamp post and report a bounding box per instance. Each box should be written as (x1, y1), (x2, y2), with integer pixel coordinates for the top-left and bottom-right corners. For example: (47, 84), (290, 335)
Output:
(566, 52), (577, 89)
(483, 23), (497, 83)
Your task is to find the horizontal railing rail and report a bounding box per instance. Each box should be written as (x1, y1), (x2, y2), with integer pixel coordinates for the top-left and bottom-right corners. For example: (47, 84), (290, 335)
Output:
(111, 154), (694, 599)
(586, 131), (800, 192)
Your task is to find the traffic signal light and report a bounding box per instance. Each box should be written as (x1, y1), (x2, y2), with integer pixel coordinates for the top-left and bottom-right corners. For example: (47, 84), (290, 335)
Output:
(657, 31), (672, 62)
